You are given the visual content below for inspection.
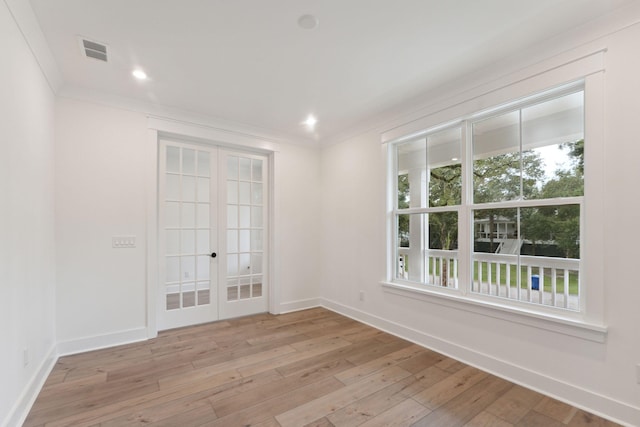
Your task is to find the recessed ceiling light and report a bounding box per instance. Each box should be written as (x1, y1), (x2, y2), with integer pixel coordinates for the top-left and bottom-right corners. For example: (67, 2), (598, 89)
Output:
(451, 157), (459, 161)
(303, 115), (318, 129)
(132, 69), (147, 80)
(297, 14), (319, 30)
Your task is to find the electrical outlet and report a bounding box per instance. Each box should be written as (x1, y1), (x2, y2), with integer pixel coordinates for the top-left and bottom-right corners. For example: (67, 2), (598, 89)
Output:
(359, 290), (365, 302)
(23, 348), (29, 367)
(112, 235), (136, 248)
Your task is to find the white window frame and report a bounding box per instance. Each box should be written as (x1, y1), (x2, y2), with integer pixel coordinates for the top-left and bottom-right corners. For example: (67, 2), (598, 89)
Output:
(382, 52), (607, 342)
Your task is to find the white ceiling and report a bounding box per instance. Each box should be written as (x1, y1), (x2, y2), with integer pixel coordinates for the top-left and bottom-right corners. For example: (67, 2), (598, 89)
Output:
(29, 0), (632, 144)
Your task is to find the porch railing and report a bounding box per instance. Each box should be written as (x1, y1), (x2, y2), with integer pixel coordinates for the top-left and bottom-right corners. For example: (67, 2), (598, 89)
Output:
(397, 248), (579, 310)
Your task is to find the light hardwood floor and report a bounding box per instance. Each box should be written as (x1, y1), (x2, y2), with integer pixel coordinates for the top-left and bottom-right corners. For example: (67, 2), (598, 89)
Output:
(24, 308), (619, 426)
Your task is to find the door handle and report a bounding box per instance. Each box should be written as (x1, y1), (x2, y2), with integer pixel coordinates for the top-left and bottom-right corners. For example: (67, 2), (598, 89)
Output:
(211, 252), (217, 258)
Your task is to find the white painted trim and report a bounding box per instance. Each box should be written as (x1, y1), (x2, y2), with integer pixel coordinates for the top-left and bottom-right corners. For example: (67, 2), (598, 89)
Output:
(319, 298), (638, 427)
(381, 50), (604, 144)
(146, 128), (159, 338)
(56, 327), (148, 357)
(3, 0), (62, 93)
(278, 298), (321, 314)
(2, 344), (57, 427)
(380, 282), (606, 343)
(268, 152), (280, 315)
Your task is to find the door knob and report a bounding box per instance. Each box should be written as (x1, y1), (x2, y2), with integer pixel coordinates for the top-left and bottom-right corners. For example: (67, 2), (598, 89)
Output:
(211, 252), (217, 258)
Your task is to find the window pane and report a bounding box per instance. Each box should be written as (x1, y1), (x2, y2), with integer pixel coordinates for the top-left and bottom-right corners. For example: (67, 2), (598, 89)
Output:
(181, 203), (195, 228)
(426, 211), (458, 288)
(227, 156), (238, 179)
(227, 230), (238, 253)
(428, 212), (458, 250)
(181, 230), (195, 254)
(396, 213), (424, 282)
(197, 151), (210, 177)
(166, 146), (180, 173)
(227, 205), (238, 228)
(166, 174), (180, 200)
(428, 127), (462, 207)
(182, 149), (195, 175)
(182, 176), (196, 202)
(396, 139), (426, 209)
(252, 159), (263, 182)
(522, 92), (584, 199)
(197, 177), (209, 202)
(239, 157), (251, 181)
(521, 205), (580, 259)
(165, 202), (180, 228)
(473, 111), (521, 203)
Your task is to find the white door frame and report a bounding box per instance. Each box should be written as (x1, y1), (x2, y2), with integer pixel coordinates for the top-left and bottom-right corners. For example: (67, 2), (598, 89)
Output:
(145, 119), (280, 338)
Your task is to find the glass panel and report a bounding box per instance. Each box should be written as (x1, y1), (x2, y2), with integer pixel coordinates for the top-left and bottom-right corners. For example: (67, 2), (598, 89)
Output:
(166, 146), (180, 173)
(472, 207), (518, 295)
(166, 257), (180, 283)
(396, 213), (424, 282)
(252, 183), (263, 205)
(197, 177), (210, 202)
(227, 255), (238, 276)
(240, 285), (251, 299)
(227, 286), (238, 301)
(240, 253), (251, 274)
(196, 230), (209, 254)
(473, 207), (518, 254)
(522, 92), (584, 199)
(197, 151), (210, 177)
(239, 157), (251, 181)
(251, 206), (263, 228)
(396, 138), (426, 209)
(182, 176), (196, 202)
(166, 230), (180, 255)
(197, 203), (210, 228)
(251, 253), (263, 275)
(239, 230), (250, 253)
(165, 202), (180, 228)
(197, 288), (210, 305)
(520, 205), (580, 259)
(181, 256), (196, 282)
(182, 291), (195, 307)
(182, 149), (195, 175)
(239, 206), (250, 228)
(166, 293), (180, 310)
(181, 203), (195, 228)
(252, 283), (262, 297)
(428, 127), (462, 207)
(227, 205), (238, 228)
(227, 156), (238, 179)
(252, 159), (263, 182)
(227, 230), (238, 253)
(251, 230), (263, 251)
(181, 230), (195, 254)
(227, 181), (238, 204)
(166, 174), (180, 200)
(428, 212), (458, 250)
(473, 111), (521, 203)
(239, 182), (251, 205)
(196, 255), (210, 280)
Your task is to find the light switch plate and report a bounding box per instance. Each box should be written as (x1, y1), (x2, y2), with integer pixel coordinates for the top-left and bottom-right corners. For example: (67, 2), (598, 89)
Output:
(112, 235), (136, 248)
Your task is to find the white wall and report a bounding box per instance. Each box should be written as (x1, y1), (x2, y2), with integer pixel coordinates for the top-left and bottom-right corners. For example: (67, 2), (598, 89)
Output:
(0, 1), (57, 425)
(55, 98), (321, 349)
(319, 15), (640, 427)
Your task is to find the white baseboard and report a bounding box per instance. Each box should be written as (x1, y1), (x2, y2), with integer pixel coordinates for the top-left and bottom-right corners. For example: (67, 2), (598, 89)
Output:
(277, 298), (321, 314)
(57, 327), (149, 357)
(2, 344), (57, 427)
(319, 298), (640, 427)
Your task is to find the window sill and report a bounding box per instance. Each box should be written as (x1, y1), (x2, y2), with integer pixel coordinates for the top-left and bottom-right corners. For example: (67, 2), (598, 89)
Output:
(380, 281), (607, 343)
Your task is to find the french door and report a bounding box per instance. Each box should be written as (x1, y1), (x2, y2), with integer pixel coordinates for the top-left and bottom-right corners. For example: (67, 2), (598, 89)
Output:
(158, 140), (269, 330)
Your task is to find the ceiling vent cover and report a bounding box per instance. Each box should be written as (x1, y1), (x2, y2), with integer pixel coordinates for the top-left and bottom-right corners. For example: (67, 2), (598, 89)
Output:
(79, 37), (108, 62)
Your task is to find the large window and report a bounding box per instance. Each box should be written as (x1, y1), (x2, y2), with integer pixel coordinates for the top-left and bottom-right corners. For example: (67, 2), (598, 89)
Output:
(392, 87), (584, 313)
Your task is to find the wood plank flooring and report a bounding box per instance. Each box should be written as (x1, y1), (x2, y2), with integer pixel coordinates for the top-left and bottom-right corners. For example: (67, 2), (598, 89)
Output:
(24, 308), (620, 426)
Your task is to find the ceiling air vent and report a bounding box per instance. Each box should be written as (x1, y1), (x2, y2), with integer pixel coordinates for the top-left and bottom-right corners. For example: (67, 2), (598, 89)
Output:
(79, 37), (108, 62)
